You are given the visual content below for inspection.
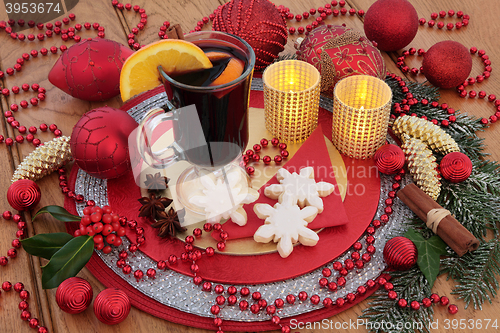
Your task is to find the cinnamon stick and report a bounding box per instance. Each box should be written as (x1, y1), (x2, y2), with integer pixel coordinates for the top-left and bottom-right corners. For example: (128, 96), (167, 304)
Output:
(398, 183), (479, 257)
(166, 24), (184, 40)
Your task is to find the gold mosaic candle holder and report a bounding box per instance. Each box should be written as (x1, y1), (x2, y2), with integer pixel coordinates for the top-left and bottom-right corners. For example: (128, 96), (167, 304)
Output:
(262, 60), (320, 143)
(332, 75), (392, 159)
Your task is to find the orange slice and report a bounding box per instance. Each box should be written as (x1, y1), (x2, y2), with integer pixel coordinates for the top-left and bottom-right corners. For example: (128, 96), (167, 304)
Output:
(205, 51), (231, 62)
(119, 39), (213, 101)
(210, 58), (245, 87)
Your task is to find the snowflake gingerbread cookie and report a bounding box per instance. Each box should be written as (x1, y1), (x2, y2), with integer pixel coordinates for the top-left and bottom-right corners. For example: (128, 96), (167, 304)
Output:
(189, 169), (259, 226)
(264, 167), (335, 213)
(253, 194), (319, 258)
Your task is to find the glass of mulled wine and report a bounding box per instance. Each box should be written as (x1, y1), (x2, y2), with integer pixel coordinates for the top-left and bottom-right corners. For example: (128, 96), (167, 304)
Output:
(138, 31), (255, 216)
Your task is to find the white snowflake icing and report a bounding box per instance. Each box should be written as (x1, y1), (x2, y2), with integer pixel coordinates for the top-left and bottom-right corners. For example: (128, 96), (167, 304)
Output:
(264, 167), (335, 213)
(253, 194), (319, 258)
(189, 169), (259, 226)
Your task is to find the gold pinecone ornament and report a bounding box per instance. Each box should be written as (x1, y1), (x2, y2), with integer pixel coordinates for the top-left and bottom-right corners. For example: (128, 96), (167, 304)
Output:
(393, 115), (460, 155)
(401, 134), (441, 200)
(12, 136), (72, 183)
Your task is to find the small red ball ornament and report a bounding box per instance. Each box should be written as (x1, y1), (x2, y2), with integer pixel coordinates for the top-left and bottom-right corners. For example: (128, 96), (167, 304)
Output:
(364, 0), (419, 51)
(383, 236), (417, 271)
(296, 25), (386, 96)
(48, 39), (134, 101)
(212, 0), (287, 70)
(56, 277), (93, 314)
(70, 107), (138, 179)
(7, 179), (41, 211)
(422, 41), (473, 89)
(440, 152), (473, 183)
(94, 288), (131, 325)
(374, 144), (405, 175)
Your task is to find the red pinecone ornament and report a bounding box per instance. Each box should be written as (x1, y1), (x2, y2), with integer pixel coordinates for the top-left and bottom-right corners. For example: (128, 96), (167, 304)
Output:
(7, 179), (41, 211)
(297, 25), (386, 97)
(440, 152), (473, 183)
(48, 39), (134, 101)
(56, 277), (93, 314)
(213, 0), (287, 70)
(70, 107), (137, 179)
(374, 144), (405, 175)
(383, 236), (418, 271)
(364, 0), (419, 52)
(94, 288), (131, 325)
(422, 41), (473, 89)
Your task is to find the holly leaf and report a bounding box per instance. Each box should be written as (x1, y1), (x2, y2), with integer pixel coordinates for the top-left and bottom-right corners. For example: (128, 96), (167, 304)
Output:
(41, 235), (94, 289)
(21, 233), (74, 260)
(405, 229), (447, 288)
(33, 205), (81, 222)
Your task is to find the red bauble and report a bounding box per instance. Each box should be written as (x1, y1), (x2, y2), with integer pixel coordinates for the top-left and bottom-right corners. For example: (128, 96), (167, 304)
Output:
(94, 288), (131, 325)
(213, 0), (287, 70)
(364, 0), (419, 51)
(440, 152), (473, 183)
(7, 179), (41, 211)
(56, 277), (93, 314)
(48, 39), (134, 101)
(70, 107), (137, 179)
(374, 144), (405, 175)
(422, 41), (472, 89)
(297, 25), (386, 96)
(383, 236), (417, 271)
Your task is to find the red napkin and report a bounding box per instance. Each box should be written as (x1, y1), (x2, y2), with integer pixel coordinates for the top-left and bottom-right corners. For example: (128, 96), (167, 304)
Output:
(219, 125), (350, 240)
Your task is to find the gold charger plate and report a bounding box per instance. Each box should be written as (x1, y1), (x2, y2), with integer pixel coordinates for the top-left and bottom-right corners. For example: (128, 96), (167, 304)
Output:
(139, 107), (347, 255)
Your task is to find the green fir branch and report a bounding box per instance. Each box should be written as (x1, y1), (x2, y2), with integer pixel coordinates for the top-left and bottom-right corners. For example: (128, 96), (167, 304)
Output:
(440, 239), (500, 309)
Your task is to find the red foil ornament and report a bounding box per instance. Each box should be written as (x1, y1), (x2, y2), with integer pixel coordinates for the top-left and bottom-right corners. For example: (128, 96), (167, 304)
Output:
(94, 288), (131, 325)
(7, 179), (41, 211)
(364, 0), (419, 52)
(374, 144), (405, 175)
(213, 0), (287, 70)
(440, 152), (473, 183)
(56, 277), (93, 314)
(383, 236), (417, 271)
(296, 25), (386, 97)
(422, 41), (473, 89)
(48, 38), (134, 101)
(70, 106), (137, 179)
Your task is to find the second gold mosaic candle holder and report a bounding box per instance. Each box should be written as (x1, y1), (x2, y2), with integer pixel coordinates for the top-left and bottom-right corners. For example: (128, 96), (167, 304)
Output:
(263, 60), (321, 143)
(332, 75), (392, 159)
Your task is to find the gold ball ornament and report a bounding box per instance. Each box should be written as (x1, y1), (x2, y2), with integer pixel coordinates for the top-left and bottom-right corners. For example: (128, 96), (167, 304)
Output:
(401, 134), (441, 200)
(11, 136), (72, 183)
(392, 115), (460, 155)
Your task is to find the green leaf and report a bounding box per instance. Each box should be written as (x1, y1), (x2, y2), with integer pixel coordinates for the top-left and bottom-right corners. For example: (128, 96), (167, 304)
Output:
(41, 235), (94, 289)
(21, 233), (74, 260)
(405, 229), (447, 288)
(33, 205), (81, 222)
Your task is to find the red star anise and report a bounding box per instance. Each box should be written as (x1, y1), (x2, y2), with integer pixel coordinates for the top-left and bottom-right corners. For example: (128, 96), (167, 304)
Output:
(138, 193), (173, 219)
(151, 207), (186, 238)
(144, 172), (169, 192)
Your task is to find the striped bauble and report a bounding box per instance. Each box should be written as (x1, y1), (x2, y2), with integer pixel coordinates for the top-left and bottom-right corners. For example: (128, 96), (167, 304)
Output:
(383, 236), (417, 271)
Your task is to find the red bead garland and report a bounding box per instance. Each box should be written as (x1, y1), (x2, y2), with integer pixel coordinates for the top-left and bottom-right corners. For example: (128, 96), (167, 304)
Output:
(242, 138), (289, 174)
(419, 10), (470, 30)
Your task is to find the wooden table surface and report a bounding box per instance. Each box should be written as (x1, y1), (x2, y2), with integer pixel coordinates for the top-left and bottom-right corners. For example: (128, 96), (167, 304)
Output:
(1, 0), (499, 332)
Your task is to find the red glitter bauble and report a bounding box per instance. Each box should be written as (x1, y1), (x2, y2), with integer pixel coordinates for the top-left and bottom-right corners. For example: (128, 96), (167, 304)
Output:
(56, 277), (93, 314)
(94, 288), (131, 325)
(383, 236), (417, 271)
(7, 179), (41, 211)
(374, 144), (405, 175)
(70, 107), (137, 179)
(296, 25), (386, 96)
(49, 39), (134, 101)
(213, 0), (287, 70)
(422, 41), (472, 89)
(364, 0), (419, 51)
(440, 152), (473, 183)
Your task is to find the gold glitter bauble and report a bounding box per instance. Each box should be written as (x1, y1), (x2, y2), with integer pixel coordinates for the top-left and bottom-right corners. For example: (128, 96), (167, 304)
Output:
(393, 115), (459, 155)
(401, 134), (441, 200)
(12, 136), (72, 183)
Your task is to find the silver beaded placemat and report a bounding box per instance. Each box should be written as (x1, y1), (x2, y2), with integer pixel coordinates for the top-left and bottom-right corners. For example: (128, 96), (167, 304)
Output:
(73, 85), (412, 322)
